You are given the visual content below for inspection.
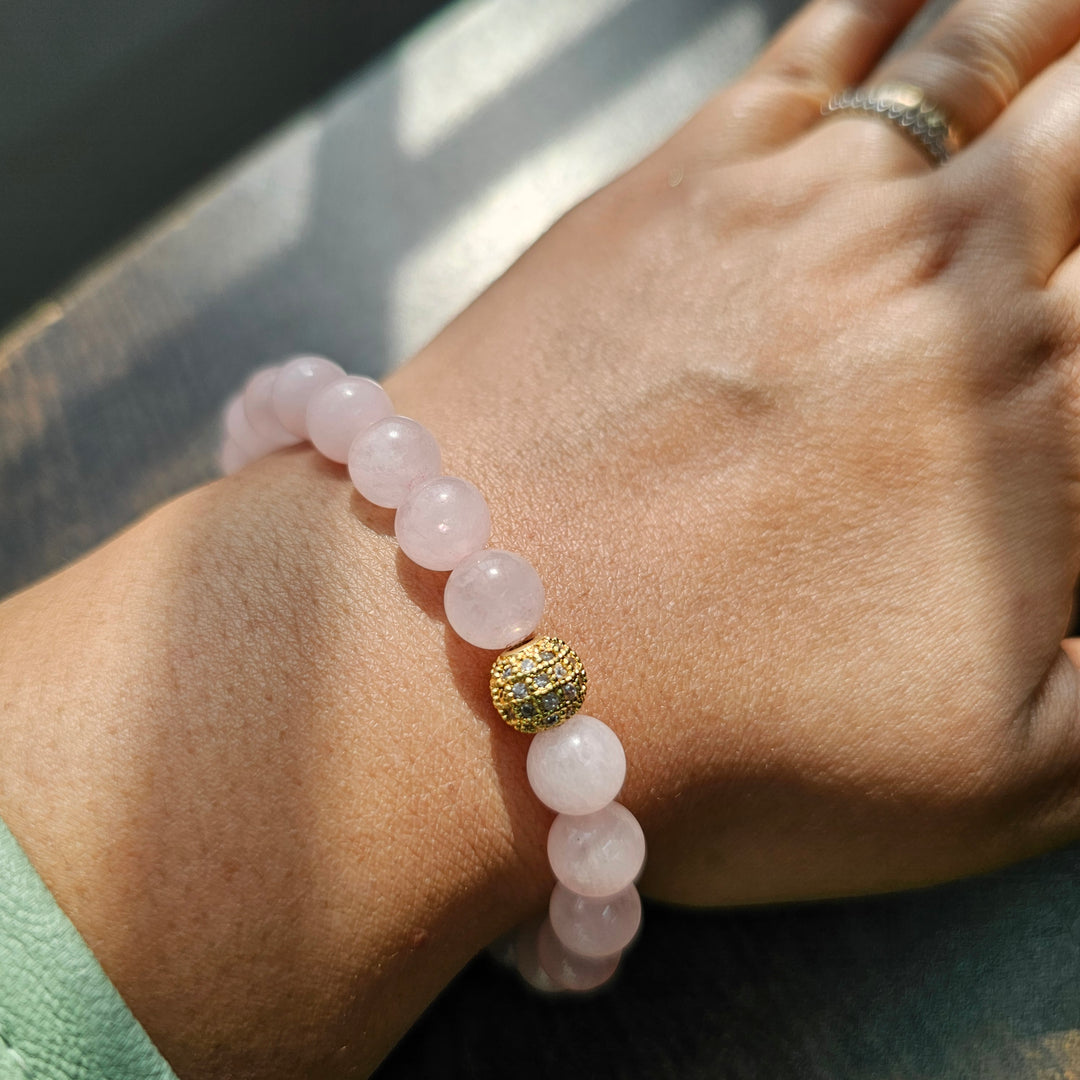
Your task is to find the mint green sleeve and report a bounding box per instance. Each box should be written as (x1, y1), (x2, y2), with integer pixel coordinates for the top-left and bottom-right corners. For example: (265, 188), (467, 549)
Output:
(0, 816), (178, 1080)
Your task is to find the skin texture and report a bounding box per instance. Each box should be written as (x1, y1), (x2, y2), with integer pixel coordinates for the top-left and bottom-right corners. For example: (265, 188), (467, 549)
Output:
(6, 0), (1080, 1075)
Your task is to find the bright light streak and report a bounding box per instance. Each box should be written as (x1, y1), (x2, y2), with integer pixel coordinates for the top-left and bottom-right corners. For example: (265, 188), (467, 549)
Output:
(397, 0), (631, 158)
(389, 2), (767, 362)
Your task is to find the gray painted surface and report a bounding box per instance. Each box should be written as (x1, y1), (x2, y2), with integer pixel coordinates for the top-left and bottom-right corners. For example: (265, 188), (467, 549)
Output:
(0, 0), (450, 329)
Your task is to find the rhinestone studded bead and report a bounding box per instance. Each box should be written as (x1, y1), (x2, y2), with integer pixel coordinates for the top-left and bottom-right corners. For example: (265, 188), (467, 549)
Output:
(490, 636), (587, 733)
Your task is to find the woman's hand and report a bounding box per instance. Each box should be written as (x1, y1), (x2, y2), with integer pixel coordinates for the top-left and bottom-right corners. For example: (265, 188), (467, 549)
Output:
(5, 0), (1080, 1075)
(387, 0), (1080, 905)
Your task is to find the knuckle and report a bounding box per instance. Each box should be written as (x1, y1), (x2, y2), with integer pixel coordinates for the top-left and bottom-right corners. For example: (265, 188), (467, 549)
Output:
(716, 77), (790, 127)
(933, 16), (1022, 99)
(761, 52), (832, 101)
(914, 15), (1024, 123)
(708, 73), (823, 141)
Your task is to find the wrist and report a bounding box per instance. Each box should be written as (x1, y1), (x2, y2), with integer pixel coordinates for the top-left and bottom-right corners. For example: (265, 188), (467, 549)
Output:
(259, 445), (558, 922)
(0, 450), (554, 1076)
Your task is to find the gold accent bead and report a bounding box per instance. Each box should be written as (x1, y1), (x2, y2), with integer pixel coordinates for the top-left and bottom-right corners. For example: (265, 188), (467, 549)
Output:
(489, 636), (587, 734)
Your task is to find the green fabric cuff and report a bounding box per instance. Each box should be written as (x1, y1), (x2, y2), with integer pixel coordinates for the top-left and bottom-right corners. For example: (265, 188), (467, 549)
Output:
(0, 815), (178, 1079)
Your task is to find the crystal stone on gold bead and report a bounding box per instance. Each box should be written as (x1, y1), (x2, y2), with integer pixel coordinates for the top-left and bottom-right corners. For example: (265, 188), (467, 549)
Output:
(490, 636), (587, 734)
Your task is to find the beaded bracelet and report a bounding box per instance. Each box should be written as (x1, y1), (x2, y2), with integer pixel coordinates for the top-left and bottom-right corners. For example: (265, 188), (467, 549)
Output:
(220, 354), (646, 992)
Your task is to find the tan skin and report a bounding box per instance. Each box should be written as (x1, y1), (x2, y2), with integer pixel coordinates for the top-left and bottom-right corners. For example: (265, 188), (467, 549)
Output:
(5, 0), (1080, 1075)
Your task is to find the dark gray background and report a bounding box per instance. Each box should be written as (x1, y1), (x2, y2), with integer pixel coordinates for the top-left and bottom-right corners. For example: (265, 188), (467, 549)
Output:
(2, 1), (1078, 1076)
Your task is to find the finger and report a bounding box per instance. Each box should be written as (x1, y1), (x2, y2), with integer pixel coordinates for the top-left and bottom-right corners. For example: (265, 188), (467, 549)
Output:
(976, 42), (1080, 281)
(829, 0), (1080, 174)
(751, 0), (928, 97)
(682, 0), (927, 157)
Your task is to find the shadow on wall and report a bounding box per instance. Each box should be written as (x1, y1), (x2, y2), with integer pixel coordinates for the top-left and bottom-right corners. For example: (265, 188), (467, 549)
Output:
(0, 0), (450, 332)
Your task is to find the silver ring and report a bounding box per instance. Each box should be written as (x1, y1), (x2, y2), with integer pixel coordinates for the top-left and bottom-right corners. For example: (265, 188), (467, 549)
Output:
(822, 82), (960, 166)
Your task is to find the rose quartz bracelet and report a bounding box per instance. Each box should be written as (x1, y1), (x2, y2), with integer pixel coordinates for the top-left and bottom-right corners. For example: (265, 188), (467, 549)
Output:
(220, 355), (646, 992)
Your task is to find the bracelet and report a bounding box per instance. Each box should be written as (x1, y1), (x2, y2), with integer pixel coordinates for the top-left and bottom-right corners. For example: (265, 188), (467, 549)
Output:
(220, 355), (646, 993)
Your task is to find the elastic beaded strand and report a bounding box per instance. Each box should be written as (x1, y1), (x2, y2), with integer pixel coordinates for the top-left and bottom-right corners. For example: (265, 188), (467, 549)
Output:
(219, 360), (646, 992)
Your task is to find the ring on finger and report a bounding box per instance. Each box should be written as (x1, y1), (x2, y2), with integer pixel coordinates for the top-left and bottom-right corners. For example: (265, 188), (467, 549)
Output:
(821, 82), (962, 166)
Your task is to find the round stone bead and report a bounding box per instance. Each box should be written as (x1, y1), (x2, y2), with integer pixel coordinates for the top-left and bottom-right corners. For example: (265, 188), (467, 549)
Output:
(223, 393), (273, 460)
(537, 918), (619, 992)
(527, 714), (625, 815)
(347, 415), (441, 508)
(242, 366), (301, 448)
(395, 476), (491, 572)
(306, 376), (393, 463)
(548, 882), (641, 959)
(513, 920), (560, 993)
(444, 550), (544, 650)
(547, 802), (646, 898)
(271, 355), (345, 439)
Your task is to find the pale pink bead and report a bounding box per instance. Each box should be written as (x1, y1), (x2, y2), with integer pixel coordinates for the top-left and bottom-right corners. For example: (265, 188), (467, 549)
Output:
(547, 802), (646, 898)
(443, 549), (544, 650)
(527, 714), (626, 815)
(223, 394), (274, 459)
(537, 918), (619, 992)
(306, 376), (393, 463)
(219, 438), (249, 476)
(271, 355), (345, 439)
(549, 882), (641, 958)
(242, 366), (301, 448)
(348, 416), (441, 508)
(514, 921), (561, 993)
(394, 476), (491, 572)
